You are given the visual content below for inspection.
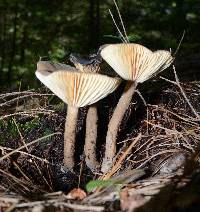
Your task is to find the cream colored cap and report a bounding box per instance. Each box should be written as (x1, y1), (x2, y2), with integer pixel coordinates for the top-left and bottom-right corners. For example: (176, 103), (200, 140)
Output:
(36, 62), (121, 107)
(100, 43), (173, 83)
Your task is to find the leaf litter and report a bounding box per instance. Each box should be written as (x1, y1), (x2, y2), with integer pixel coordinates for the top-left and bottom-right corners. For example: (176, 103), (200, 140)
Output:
(0, 73), (200, 211)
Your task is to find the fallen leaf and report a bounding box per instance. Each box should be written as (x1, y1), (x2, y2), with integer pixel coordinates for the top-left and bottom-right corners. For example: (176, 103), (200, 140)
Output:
(66, 188), (87, 200)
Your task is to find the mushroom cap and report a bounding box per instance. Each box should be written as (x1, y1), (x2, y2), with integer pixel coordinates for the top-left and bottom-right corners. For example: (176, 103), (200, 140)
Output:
(100, 43), (173, 83)
(36, 62), (121, 107)
(37, 61), (77, 75)
(70, 53), (102, 73)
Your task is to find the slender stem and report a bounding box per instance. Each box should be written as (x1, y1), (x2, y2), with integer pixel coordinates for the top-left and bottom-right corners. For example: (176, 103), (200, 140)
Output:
(101, 81), (136, 173)
(84, 105), (100, 171)
(63, 106), (79, 171)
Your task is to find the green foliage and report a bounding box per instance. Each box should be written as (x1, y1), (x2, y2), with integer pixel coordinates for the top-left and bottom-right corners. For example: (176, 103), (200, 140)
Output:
(37, 127), (54, 148)
(0, 117), (41, 145)
(22, 117), (40, 134)
(50, 43), (66, 61)
(86, 179), (123, 192)
(0, 136), (5, 145)
(0, 120), (6, 145)
(0, 119), (5, 128)
(53, 102), (65, 112)
(103, 33), (141, 43)
(7, 119), (19, 138)
(127, 33), (142, 42)
(0, 119), (18, 145)
(0, 0), (200, 89)
(0, 116), (54, 146)
(43, 128), (54, 138)
(103, 35), (122, 42)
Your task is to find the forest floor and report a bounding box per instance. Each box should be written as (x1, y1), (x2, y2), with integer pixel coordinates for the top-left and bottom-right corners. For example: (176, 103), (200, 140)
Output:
(0, 75), (200, 211)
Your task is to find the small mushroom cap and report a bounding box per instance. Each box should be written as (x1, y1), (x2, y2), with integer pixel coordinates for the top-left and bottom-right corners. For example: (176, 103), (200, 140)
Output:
(100, 43), (173, 83)
(37, 61), (77, 75)
(36, 62), (121, 107)
(69, 53), (102, 73)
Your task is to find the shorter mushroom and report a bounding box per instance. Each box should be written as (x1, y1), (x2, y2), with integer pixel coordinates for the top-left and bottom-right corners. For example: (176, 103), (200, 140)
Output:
(36, 61), (121, 171)
(100, 43), (174, 172)
(70, 53), (102, 171)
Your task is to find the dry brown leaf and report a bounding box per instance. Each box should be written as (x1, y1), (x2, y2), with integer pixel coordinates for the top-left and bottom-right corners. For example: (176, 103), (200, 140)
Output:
(66, 188), (87, 200)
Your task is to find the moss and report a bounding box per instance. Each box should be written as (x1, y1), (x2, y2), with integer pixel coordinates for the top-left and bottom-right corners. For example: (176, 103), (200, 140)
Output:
(21, 117), (41, 133)
(0, 119), (18, 145)
(53, 102), (65, 112)
(7, 119), (19, 138)
(0, 117), (42, 145)
(43, 127), (54, 139)
(0, 120), (6, 145)
(0, 119), (5, 128)
(38, 127), (54, 148)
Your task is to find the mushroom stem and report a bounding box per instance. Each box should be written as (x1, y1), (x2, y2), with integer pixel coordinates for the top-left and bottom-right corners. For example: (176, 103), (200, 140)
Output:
(102, 81), (136, 172)
(64, 106), (79, 171)
(84, 105), (100, 171)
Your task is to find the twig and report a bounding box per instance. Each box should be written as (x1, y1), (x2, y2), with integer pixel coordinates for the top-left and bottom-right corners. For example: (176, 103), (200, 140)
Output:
(78, 157), (84, 188)
(137, 149), (180, 168)
(0, 169), (42, 192)
(173, 30), (185, 56)
(0, 146), (51, 164)
(150, 104), (199, 124)
(12, 118), (27, 150)
(0, 90), (35, 98)
(102, 133), (142, 180)
(161, 69), (200, 119)
(0, 132), (61, 162)
(113, 0), (129, 42)
(14, 200), (104, 211)
(109, 9), (127, 43)
(12, 161), (32, 183)
(0, 93), (53, 107)
(173, 66), (200, 119)
(135, 90), (147, 107)
(144, 120), (181, 135)
(0, 109), (55, 120)
(33, 158), (53, 191)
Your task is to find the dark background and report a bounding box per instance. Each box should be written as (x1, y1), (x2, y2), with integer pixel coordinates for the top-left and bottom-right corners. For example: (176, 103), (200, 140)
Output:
(0, 0), (200, 91)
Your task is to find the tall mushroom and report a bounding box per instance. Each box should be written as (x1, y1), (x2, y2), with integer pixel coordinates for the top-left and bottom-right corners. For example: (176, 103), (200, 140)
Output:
(36, 61), (121, 171)
(100, 43), (174, 172)
(70, 54), (102, 171)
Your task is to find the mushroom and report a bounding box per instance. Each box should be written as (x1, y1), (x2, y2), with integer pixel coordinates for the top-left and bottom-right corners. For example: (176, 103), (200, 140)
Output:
(70, 53), (102, 171)
(36, 61), (121, 171)
(100, 43), (174, 172)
